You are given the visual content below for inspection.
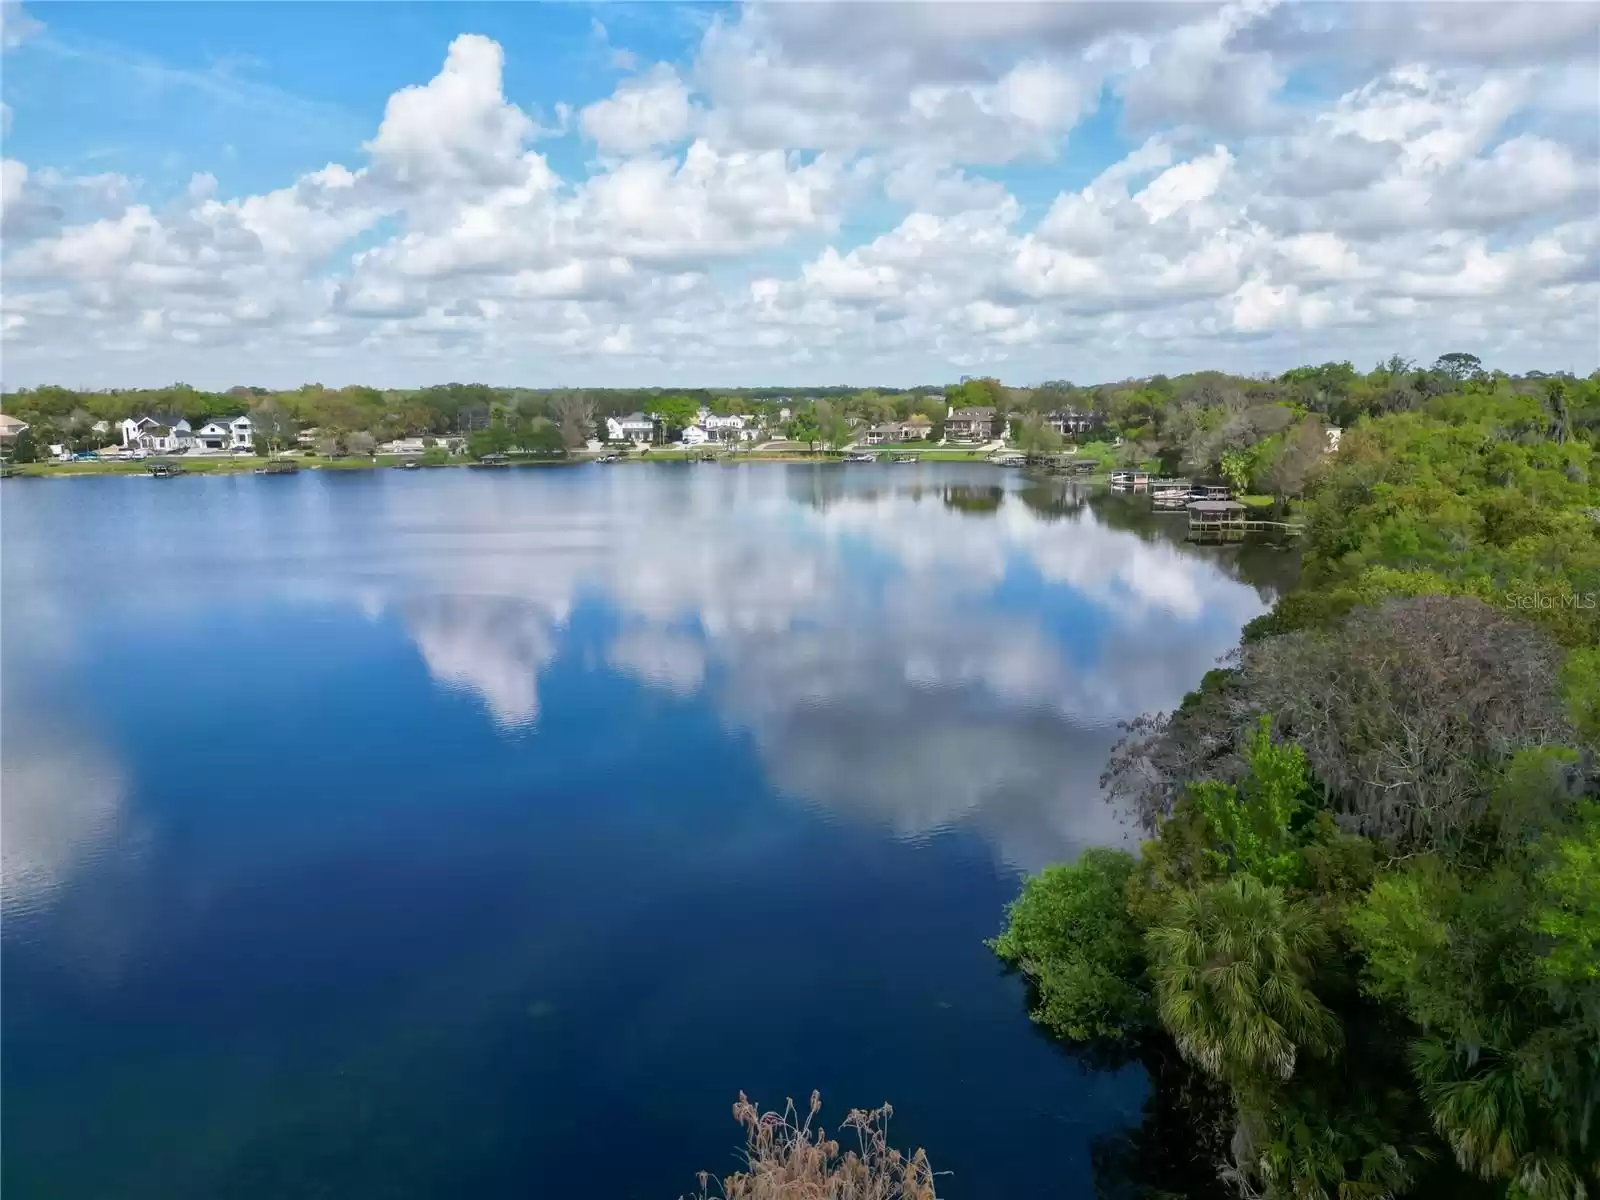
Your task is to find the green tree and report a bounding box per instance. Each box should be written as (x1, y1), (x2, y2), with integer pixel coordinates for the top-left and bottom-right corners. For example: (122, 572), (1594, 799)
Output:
(1219, 446), (1259, 493)
(6, 428), (40, 464)
(989, 848), (1151, 1042)
(788, 412), (821, 453)
(1350, 832), (1599, 1200)
(521, 418), (566, 455)
(1187, 717), (1311, 888)
(1010, 416), (1064, 456)
(823, 411), (852, 451)
(249, 399), (297, 456)
(1148, 875), (1339, 1090)
(467, 424), (513, 459)
(1533, 801), (1599, 989)
(645, 395), (697, 438)
(1434, 352), (1484, 382)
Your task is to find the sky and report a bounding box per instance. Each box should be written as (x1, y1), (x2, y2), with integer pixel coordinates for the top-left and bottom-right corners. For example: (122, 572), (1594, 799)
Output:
(1, 0), (1597, 390)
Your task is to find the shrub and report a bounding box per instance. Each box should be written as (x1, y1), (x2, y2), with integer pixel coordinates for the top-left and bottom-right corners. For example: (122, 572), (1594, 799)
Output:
(687, 1092), (936, 1200)
(989, 847), (1151, 1042)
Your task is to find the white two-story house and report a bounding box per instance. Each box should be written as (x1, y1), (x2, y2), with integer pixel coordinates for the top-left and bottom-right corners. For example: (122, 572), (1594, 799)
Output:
(192, 415), (254, 453)
(702, 413), (756, 443)
(120, 416), (194, 452)
(605, 413), (656, 444)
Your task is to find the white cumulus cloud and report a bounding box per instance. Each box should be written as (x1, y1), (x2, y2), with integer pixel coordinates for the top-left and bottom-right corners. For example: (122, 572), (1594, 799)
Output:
(1, 4), (1596, 385)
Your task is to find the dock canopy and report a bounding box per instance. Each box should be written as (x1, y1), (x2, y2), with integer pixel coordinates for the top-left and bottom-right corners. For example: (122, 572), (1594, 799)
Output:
(1188, 500), (1247, 514)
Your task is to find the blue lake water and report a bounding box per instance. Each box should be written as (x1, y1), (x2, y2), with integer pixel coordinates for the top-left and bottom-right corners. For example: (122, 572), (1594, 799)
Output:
(1, 464), (1295, 1199)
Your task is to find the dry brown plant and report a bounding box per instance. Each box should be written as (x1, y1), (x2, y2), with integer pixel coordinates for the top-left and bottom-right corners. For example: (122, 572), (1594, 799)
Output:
(686, 1091), (939, 1200)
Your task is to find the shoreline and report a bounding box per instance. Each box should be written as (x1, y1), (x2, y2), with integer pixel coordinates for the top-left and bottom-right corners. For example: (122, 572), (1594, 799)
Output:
(6, 450), (1114, 478)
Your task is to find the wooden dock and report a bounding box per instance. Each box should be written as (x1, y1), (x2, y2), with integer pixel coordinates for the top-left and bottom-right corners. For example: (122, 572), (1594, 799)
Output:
(1186, 499), (1303, 540)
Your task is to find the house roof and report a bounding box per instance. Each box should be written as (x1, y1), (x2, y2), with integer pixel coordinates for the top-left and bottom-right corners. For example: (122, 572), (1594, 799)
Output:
(948, 407), (995, 419)
(133, 414), (190, 430)
(0, 414), (29, 433)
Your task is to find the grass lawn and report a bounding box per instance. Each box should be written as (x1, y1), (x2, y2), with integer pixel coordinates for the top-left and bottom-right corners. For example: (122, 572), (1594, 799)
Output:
(1238, 494), (1305, 515)
(13, 457), (269, 476)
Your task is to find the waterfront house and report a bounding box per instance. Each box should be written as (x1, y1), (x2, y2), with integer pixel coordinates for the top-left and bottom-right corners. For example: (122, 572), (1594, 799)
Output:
(864, 421), (929, 445)
(0, 413), (29, 442)
(862, 423), (903, 445)
(194, 421), (232, 452)
(378, 437), (430, 456)
(680, 425), (711, 447)
(1046, 409), (1096, 437)
(703, 413), (756, 442)
(120, 416), (194, 453)
(164, 422), (196, 452)
(190, 416), (253, 452)
(945, 407), (996, 442)
(605, 412), (656, 444)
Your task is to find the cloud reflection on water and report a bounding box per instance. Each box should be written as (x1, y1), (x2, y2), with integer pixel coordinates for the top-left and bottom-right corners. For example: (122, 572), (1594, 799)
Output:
(0, 731), (127, 915)
(405, 595), (566, 728)
(386, 469), (1271, 867)
(1, 468), (1277, 873)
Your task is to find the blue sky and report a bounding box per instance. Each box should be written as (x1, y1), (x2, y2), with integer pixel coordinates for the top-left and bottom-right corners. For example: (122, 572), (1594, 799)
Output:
(9, 5), (673, 191)
(2, 1), (1597, 388)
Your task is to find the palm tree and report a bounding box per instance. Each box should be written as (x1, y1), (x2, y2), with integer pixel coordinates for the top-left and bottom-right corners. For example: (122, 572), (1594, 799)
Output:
(1413, 1033), (1595, 1200)
(1147, 874), (1340, 1092)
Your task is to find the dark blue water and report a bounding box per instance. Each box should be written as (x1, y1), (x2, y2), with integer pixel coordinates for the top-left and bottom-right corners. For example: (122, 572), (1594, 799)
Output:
(1, 465), (1292, 1199)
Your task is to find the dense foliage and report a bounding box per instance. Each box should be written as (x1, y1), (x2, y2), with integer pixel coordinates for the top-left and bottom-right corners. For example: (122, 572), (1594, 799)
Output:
(995, 360), (1599, 1200)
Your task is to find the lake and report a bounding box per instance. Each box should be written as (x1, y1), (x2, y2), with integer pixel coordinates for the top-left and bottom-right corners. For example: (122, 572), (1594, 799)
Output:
(1, 464), (1296, 1199)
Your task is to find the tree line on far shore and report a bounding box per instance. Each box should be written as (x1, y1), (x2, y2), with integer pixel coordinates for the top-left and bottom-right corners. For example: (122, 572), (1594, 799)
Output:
(6, 355), (1595, 494)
